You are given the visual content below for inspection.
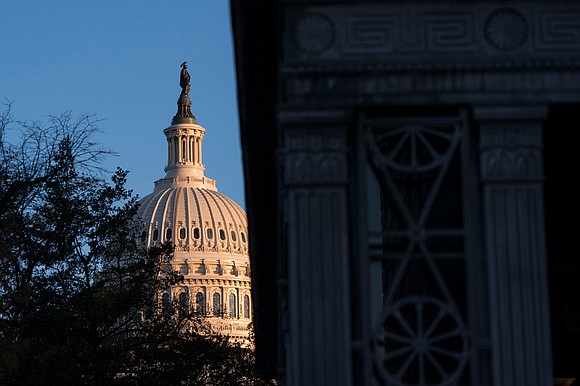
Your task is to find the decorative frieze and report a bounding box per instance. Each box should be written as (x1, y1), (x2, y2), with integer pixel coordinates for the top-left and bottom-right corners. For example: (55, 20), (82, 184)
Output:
(534, 8), (580, 52)
(285, 3), (580, 65)
(183, 278), (251, 287)
(341, 10), (479, 55)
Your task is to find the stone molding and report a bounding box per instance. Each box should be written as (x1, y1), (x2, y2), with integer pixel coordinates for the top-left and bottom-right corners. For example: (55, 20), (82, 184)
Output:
(285, 3), (580, 65)
(282, 69), (580, 102)
(281, 3), (580, 105)
(182, 278), (251, 287)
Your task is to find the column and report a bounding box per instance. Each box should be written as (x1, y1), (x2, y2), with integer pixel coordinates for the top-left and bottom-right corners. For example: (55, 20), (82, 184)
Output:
(279, 109), (352, 386)
(474, 105), (552, 386)
(173, 137), (179, 163)
(197, 136), (203, 165)
(188, 135), (195, 164)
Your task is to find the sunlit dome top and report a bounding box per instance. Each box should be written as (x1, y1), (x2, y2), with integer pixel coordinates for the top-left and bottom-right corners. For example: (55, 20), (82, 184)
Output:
(135, 61), (249, 257)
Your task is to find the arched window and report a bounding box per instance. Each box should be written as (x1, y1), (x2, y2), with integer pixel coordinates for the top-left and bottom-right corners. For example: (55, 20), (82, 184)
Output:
(193, 227), (200, 239)
(219, 229), (226, 240)
(231, 230), (237, 242)
(229, 293), (237, 318)
(162, 293), (171, 315)
(140, 230), (147, 243)
(165, 228), (172, 240)
(207, 228), (214, 239)
(195, 292), (205, 315)
(243, 294), (250, 319)
(241, 232), (246, 243)
(144, 297), (155, 320)
(179, 291), (189, 315)
(213, 293), (221, 316)
(179, 227), (186, 239)
(153, 229), (159, 241)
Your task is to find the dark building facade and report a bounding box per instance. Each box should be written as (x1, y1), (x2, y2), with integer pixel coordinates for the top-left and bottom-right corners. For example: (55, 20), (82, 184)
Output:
(230, 1), (580, 385)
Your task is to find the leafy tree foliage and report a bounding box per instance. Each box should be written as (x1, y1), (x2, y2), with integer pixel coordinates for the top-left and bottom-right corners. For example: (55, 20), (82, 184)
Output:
(0, 104), (274, 386)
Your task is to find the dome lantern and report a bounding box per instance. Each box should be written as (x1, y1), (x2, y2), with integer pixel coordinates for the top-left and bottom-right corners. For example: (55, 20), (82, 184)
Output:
(157, 62), (215, 189)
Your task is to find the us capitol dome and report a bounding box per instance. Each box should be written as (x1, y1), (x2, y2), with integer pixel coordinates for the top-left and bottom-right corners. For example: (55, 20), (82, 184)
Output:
(135, 62), (252, 343)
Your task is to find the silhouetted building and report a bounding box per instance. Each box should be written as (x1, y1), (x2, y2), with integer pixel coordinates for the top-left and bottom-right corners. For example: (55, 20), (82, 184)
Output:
(231, 1), (580, 385)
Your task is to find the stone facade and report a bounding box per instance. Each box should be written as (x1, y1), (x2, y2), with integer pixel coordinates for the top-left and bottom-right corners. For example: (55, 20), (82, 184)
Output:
(232, 1), (580, 384)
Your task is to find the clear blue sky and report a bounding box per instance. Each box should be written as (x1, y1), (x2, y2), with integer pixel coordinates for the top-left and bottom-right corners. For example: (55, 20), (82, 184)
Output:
(0, 1), (245, 207)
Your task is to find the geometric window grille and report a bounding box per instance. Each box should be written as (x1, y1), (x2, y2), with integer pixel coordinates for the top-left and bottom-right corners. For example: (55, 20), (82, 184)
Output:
(362, 112), (476, 386)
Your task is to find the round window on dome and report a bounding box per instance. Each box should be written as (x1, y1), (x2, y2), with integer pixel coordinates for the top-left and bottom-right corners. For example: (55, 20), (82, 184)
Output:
(179, 227), (186, 239)
(219, 229), (226, 240)
(231, 230), (237, 242)
(153, 229), (159, 241)
(165, 228), (172, 240)
(193, 227), (200, 239)
(207, 228), (214, 239)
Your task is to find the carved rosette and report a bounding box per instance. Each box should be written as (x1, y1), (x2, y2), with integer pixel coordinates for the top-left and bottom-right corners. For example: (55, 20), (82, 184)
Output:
(484, 8), (528, 51)
(293, 12), (336, 54)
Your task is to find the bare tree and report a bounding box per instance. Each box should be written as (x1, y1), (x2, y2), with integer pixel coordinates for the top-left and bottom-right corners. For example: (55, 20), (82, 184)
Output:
(0, 100), (113, 216)
(0, 103), (274, 386)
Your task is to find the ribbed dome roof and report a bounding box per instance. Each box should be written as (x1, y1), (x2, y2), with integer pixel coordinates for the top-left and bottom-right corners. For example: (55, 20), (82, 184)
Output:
(136, 187), (248, 254)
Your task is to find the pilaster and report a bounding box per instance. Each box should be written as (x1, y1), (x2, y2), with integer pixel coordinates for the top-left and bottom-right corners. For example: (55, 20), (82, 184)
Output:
(278, 109), (352, 386)
(475, 105), (552, 386)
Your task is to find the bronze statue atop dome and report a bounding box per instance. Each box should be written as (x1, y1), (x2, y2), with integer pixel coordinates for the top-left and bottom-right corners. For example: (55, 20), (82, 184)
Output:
(173, 61), (196, 124)
(180, 61), (191, 96)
